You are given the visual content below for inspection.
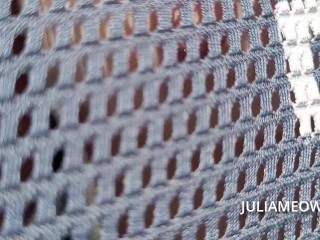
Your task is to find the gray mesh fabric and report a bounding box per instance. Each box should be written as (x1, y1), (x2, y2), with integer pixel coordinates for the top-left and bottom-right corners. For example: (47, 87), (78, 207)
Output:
(0, 0), (319, 239)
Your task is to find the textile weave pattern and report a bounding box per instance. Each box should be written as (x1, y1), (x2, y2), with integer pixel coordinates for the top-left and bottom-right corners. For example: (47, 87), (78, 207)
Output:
(0, 0), (320, 239)
(276, 0), (320, 137)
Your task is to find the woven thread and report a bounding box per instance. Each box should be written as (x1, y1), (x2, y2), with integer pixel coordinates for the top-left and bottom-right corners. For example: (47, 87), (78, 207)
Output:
(0, 0), (320, 239)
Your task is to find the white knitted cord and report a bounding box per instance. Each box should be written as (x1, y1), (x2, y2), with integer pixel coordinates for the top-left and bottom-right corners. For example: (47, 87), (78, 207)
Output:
(275, 0), (320, 137)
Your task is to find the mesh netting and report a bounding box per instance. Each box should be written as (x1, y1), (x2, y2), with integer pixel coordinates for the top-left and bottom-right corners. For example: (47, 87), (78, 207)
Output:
(1, 0), (320, 239)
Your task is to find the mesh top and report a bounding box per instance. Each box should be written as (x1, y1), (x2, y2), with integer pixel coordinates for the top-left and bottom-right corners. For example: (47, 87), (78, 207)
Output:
(1, 0), (320, 239)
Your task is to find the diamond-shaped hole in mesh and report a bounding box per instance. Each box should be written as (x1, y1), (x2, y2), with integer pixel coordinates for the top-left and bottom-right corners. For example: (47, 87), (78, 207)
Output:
(190, 149), (200, 172)
(118, 214), (128, 238)
(177, 42), (187, 63)
(210, 107), (218, 128)
(290, 90), (296, 104)
(193, 186), (203, 209)
(83, 138), (93, 164)
(52, 148), (64, 173)
(234, 0), (243, 19)
(99, 17), (109, 41)
(214, 1), (223, 21)
(193, 3), (202, 25)
(72, 22), (84, 46)
(272, 91), (280, 111)
(13, 32), (26, 56)
(167, 156), (176, 180)
(102, 55), (113, 79)
(247, 62), (256, 83)
(86, 178), (97, 206)
(20, 156), (33, 182)
(276, 124), (283, 143)
(111, 132), (121, 156)
(276, 157), (283, 178)
(235, 135), (244, 157)
(311, 116), (316, 133)
(163, 118), (173, 141)
(42, 25), (56, 50)
(197, 224), (206, 240)
(0, 210), (3, 231)
(241, 31), (250, 53)
(153, 46), (163, 68)
(115, 172), (124, 197)
(56, 190), (68, 216)
(18, 113), (32, 137)
(255, 129), (264, 150)
(49, 108), (60, 130)
(188, 112), (197, 135)
(310, 148), (317, 168)
(88, 222), (101, 240)
(252, 95), (261, 117)
(260, 28), (269, 47)
(199, 38), (209, 59)
(134, 87), (143, 110)
(232, 101), (240, 123)
(107, 94), (117, 117)
(213, 141), (223, 164)
(216, 178), (224, 201)
(142, 164), (151, 188)
(183, 76), (192, 98)
(221, 35), (229, 55)
(23, 200), (36, 226)
(253, 0), (262, 16)
(46, 63), (60, 89)
(170, 195), (179, 219)
(172, 6), (181, 28)
(256, 164), (264, 185)
(237, 170), (246, 192)
(137, 126), (147, 149)
(11, 0), (23, 16)
(206, 73), (214, 93)
(295, 220), (302, 239)
(312, 214), (318, 231)
(149, 11), (158, 32)
(239, 211), (247, 230)
(218, 216), (227, 238)
(79, 98), (90, 123)
(159, 81), (168, 103)
(75, 57), (87, 83)
(129, 50), (138, 73)
(15, 72), (28, 95)
(295, 120), (301, 138)
(267, 59), (276, 79)
(144, 204), (154, 228)
(227, 68), (236, 88)
(124, 13), (134, 36)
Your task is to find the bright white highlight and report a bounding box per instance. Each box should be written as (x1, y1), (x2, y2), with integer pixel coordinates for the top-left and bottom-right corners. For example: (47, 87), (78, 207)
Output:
(275, 0), (320, 137)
